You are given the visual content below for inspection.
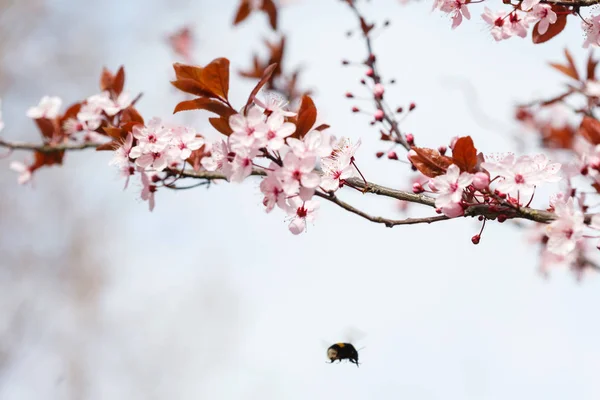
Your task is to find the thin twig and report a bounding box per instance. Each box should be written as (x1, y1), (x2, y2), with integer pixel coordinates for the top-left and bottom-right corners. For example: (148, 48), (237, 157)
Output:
(0, 138), (100, 153)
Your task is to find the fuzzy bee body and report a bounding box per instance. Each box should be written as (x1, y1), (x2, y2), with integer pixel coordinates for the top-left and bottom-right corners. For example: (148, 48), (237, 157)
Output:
(326, 342), (360, 367)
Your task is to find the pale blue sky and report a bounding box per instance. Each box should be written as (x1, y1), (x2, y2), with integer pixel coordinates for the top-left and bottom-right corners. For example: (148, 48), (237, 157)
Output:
(1, 1), (599, 399)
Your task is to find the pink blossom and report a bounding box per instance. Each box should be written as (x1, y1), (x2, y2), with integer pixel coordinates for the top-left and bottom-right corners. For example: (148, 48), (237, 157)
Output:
(109, 132), (134, 168)
(102, 91), (133, 116)
(430, 164), (473, 209)
(253, 92), (297, 117)
(546, 197), (585, 256)
(584, 80), (600, 97)
(521, 0), (541, 11)
(260, 164), (287, 213)
(328, 137), (361, 164)
(507, 12), (529, 38)
(120, 165), (135, 190)
(286, 197), (319, 235)
(262, 112), (296, 151)
(9, 161), (32, 185)
(582, 14), (600, 49)
(277, 152), (320, 195)
(228, 107), (267, 151)
(440, 202), (464, 218)
(133, 148), (170, 171)
(130, 118), (172, 153)
(139, 168), (157, 212)
(287, 130), (334, 159)
(229, 147), (259, 183)
(482, 153), (561, 200)
(320, 156), (355, 192)
(26, 96), (62, 119)
(169, 126), (204, 160)
(529, 4), (557, 35)
(438, 0), (471, 28)
(201, 140), (233, 178)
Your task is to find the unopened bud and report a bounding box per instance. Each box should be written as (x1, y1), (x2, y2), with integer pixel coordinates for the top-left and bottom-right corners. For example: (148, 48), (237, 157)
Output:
(396, 107), (403, 113)
(360, 79), (366, 85)
(438, 146), (447, 155)
(373, 83), (385, 99)
(374, 109), (385, 121)
(376, 151), (384, 158)
(581, 165), (589, 176)
(342, 59), (350, 65)
(151, 174), (161, 183)
(412, 182), (424, 194)
(471, 235), (480, 245)
(472, 172), (490, 190)
(409, 102), (416, 111)
(411, 164), (417, 171)
(435, 208), (442, 214)
(384, 20), (391, 27)
(367, 54), (376, 63)
(387, 151), (398, 160)
(352, 106), (360, 113)
(406, 133), (414, 146)
(478, 215), (484, 221)
(345, 92), (354, 98)
(497, 214), (507, 223)
(366, 68), (374, 77)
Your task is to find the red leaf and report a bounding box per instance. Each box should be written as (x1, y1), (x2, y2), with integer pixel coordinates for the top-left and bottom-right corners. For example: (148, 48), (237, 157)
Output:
(59, 102), (82, 128)
(35, 118), (57, 140)
(120, 106), (144, 124)
(579, 116), (600, 145)
(173, 63), (203, 81)
(103, 127), (127, 141)
(200, 58), (230, 101)
(532, 7), (568, 44)
(261, 0), (278, 30)
(113, 66), (125, 95)
(451, 136), (478, 173)
(96, 141), (121, 151)
(408, 147), (453, 178)
(359, 17), (374, 35)
(592, 182), (600, 194)
(186, 141), (210, 172)
(314, 124), (330, 131)
(233, 0), (252, 25)
(100, 67), (114, 91)
(174, 98), (236, 118)
(32, 150), (65, 169)
(245, 63), (278, 110)
(587, 51), (598, 81)
(291, 95), (317, 139)
(170, 78), (215, 97)
(209, 117), (233, 136)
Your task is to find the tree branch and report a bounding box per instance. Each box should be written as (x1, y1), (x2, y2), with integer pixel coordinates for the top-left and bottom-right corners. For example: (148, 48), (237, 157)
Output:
(0, 138), (99, 153)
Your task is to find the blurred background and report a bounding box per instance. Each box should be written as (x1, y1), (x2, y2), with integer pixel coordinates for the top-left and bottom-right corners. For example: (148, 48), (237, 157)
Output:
(1, 0), (599, 399)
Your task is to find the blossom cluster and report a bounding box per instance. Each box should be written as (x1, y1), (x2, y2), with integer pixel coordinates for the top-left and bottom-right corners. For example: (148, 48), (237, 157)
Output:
(431, 0), (598, 47)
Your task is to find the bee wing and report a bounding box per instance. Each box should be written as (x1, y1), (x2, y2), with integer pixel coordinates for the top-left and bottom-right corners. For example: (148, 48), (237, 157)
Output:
(343, 326), (367, 344)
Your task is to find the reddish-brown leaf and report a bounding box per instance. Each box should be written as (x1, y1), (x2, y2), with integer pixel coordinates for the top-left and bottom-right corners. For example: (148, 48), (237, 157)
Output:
(579, 116), (600, 145)
(100, 67), (114, 91)
(120, 106), (144, 124)
(245, 63), (278, 110)
(408, 147), (453, 178)
(233, 0), (252, 25)
(359, 17), (374, 35)
(174, 98), (236, 118)
(200, 58), (230, 101)
(451, 136), (478, 173)
(120, 121), (143, 133)
(563, 49), (580, 81)
(96, 141), (121, 151)
(113, 66), (125, 95)
(549, 63), (579, 81)
(32, 150), (65, 169)
(103, 127), (126, 141)
(173, 63), (203, 81)
(587, 51), (598, 81)
(261, 0), (278, 30)
(171, 78), (215, 98)
(291, 95), (317, 139)
(532, 7), (567, 44)
(541, 124), (575, 149)
(592, 182), (600, 194)
(314, 124), (330, 132)
(35, 118), (57, 140)
(59, 103), (82, 127)
(240, 54), (264, 79)
(209, 117), (233, 136)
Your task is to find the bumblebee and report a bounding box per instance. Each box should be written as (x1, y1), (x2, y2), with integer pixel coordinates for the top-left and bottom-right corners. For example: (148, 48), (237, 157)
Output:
(327, 342), (360, 367)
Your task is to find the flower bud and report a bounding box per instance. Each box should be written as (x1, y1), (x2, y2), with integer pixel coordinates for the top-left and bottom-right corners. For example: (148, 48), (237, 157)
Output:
(472, 172), (490, 190)
(405, 133), (414, 146)
(376, 151), (384, 158)
(374, 109), (385, 121)
(471, 235), (480, 245)
(373, 83), (385, 99)
(387, 151), (398, 160)
(412, 182), (424, 194)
